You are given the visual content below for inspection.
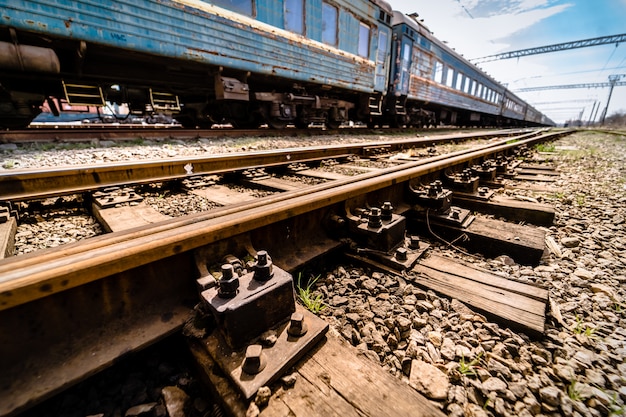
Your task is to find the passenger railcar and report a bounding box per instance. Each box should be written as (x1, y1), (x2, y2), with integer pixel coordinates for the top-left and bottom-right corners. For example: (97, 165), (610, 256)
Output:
(380, 11), (554, 127)
(0, 0), (551, 129)
(0, 0), (393, 129)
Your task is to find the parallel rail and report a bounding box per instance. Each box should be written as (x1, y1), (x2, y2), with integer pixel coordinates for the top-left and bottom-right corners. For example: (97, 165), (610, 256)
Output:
(0, 126), (526, 144)
(0, 129), (570, 417)
(0, 130), (533, 201)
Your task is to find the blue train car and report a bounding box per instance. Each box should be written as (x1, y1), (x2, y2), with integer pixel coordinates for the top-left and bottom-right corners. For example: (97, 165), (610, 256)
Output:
(380, 11), (552, 127)
(0, 0), (393, 128)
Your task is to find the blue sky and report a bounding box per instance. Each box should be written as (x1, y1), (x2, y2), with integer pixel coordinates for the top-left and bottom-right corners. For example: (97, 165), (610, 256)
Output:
(388, 0), (626, 124)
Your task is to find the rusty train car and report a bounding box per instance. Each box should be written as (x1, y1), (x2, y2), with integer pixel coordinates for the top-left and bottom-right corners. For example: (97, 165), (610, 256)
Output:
(0, 0), (553, 129)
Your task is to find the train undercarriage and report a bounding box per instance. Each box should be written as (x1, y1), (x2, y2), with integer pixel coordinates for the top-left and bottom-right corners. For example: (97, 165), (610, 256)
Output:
(0, 37), (536, 130)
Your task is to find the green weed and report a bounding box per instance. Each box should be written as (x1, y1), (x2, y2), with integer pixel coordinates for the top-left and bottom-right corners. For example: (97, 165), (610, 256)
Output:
(296, 273), (326, 314)
(535, 142), (556, 152)
(573, 315), (598, 339)
(568, 379), (582, 401)
(458, 352), (482, 377)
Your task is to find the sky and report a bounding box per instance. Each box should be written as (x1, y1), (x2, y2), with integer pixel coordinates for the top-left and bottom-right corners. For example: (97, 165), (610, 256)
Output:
(388, 0), (626, 125)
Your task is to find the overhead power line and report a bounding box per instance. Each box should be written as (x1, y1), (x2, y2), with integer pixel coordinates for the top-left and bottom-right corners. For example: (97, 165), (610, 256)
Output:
(471, 33), (626, 64)
(515, 81), (626, 92)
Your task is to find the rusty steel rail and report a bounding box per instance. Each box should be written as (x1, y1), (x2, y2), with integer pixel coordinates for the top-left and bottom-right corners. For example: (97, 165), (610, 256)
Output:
(0, 129), (569, 417)
(0, 129), (534, 202)
(0, 126), (528, 144)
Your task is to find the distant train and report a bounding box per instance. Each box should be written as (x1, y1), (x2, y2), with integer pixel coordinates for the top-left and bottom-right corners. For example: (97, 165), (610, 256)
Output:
(0, 0), (553, 129)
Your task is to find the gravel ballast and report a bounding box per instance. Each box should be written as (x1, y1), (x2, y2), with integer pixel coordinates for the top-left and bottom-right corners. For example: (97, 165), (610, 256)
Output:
(5, 130), (626, 417)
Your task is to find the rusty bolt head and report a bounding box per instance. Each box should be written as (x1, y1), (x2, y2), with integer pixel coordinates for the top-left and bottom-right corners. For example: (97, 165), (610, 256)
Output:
(395, 247), (408, 261)
(381, 201), (393, 222)
(253, 250), (274, 282)
(218, 264), (239, 298)
(478, 187), (489, 196)
(287, 312), (308, 337)
(409, 235), (421, 249)
(242, 344), (266, 375)
(450, 208), (461, 220)
(368, 207), (383, 228)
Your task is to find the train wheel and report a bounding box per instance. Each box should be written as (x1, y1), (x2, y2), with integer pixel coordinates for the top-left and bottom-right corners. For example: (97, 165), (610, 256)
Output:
(325, 119), (341, 129)
(294, 118), (309, 129)
(232, 119), (261, 129)
(267, 117), (288, 129)
(0, 95), (42, 129)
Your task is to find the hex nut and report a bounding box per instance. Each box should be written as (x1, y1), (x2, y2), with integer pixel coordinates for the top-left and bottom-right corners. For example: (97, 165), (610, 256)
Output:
(395, 247), (408, 261)
(287, 312), (308, 337)
(218, 264), (239, 298)
(242, 344), (266, 375)
(253, 250), (274, 282)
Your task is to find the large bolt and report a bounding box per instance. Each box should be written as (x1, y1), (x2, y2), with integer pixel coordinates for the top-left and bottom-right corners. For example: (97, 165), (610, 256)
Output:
(287, 312), (308, 337)
(218, 264), (239, 298)
(409, 235), (421, 249)
(381, 202), (393, 222)
(253, 250), (274, 282)
(368, 207), (383, 228)
(242, 344), (266, 375)
(395, 247), (408, 261)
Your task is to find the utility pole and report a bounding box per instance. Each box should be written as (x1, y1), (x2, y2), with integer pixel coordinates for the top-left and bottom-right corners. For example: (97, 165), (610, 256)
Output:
(600, 75), (625, 125)
(587, 101), (597, 126)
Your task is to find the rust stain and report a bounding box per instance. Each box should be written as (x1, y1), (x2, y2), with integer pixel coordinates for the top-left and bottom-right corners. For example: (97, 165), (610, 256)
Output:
(64, 18), (72, 29)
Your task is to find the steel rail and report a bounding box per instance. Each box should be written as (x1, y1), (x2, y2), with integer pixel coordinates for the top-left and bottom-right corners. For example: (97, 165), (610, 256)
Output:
(0, 126), (511, 143)
(0, 129), (569, 417)
(0, 129), (528, 202)
(0, 129), (550, 309)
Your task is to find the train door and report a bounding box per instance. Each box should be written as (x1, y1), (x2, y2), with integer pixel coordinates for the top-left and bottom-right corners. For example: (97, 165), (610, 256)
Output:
(391, 34), (412, 97)
(374, 27), (391, 92)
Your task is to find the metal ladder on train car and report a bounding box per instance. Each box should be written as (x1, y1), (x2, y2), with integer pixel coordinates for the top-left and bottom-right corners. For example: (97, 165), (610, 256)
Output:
(149, 89), (181, 112)
(62, 81), (106, 106)
(368, 94), (382, 116)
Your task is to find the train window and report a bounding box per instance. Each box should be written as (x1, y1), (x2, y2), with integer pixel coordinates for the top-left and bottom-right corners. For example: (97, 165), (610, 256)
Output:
(433, 61), (443, 83)
(285, 0), (305, 35)
(322, 2), (337, 46)
(377, 30), (388, 64)
(210, 0), (253, 16)
(464, 79), (472, 94)
(476, 84), (482, 97)
(445, 68), (454, 87)
(358, 22), (370, 57)
(456, 73), (464, 90)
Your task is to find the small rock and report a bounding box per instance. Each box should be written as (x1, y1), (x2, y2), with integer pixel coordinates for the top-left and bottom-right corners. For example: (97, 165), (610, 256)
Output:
(561, 237), (580, 248)
(409, 360), (450, 400)
(427, 331), (443, 347)
(481, 377), (507, 393)
(464, 403), (489, 417)
(281, 373), (298, 388)
(161, 386), (189, 417)
(539, 385), (561, 407)
(246, 402), (260, 417)
(254, 386), (272, 408)
(125, 403), (158, 417)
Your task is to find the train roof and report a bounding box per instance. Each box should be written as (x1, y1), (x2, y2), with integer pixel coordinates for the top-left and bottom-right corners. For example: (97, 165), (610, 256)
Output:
(391, 10), (432, 36)
(392, 11), (507, 87)
(370, 0), (393, 15)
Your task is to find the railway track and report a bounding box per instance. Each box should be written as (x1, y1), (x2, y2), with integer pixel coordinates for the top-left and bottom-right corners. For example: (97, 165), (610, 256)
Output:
(1, 125), (525, 144)
(0, 129), (571, 416)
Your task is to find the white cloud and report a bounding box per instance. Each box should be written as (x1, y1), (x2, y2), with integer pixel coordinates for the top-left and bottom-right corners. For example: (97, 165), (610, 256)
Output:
(391, 0), (572, 58)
